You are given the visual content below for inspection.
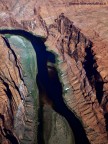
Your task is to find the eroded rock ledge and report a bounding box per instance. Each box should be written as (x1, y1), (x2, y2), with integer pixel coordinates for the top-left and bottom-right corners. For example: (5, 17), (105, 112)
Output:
(0, 35), (37, 144)
(46, 14), (108, 143)
(0, 35), (26, 143)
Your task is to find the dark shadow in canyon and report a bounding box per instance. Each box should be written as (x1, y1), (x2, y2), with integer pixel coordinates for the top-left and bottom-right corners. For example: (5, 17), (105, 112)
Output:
(0, 29), (90, 144)
(83, 44), (108, 133)
(83, 43), (104, 104)
(1, 128), (19, 144)
(0, 78), (14, 125)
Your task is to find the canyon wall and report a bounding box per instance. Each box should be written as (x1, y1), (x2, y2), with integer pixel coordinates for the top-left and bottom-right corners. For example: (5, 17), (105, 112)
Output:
(46, 14), (108, 143)
(0, 35), (38, 144)
(0, 0), (108, 144)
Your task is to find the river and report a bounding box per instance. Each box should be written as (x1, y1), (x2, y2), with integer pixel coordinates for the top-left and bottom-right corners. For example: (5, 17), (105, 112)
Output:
(0, 29), (90, 144)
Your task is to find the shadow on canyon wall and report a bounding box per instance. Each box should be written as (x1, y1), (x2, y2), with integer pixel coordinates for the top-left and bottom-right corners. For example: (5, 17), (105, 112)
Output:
(83, 44), (103, 104)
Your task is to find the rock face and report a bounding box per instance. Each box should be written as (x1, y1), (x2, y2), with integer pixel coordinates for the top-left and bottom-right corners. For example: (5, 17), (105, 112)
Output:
(0, 35), (27, 143)
(43, 105), (75, 144)
(0, 1), (108, 144)
(0, 35), (38, 144)
(46, 15), (108, 143)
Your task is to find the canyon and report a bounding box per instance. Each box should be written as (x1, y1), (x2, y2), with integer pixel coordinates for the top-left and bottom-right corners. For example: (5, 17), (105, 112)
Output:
(0, 0), (108, 144)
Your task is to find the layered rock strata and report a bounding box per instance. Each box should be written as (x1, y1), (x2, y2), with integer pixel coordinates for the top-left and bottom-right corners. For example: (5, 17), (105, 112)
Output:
(46, 14), (108, 143)
(0, 1), (108, 143)
(0, 35), (37, 144)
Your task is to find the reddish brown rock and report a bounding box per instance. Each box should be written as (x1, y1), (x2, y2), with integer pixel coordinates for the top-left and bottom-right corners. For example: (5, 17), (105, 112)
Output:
(0, 36), (27, 143)
(46, 14), (108, 143)
(0, 1), (108, 144)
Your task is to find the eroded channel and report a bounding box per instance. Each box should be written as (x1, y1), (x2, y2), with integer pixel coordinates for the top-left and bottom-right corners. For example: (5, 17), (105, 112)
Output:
(0, 29), (90, 144)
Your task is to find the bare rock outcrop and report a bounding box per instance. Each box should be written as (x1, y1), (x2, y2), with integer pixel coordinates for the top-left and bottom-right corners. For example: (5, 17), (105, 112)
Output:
(0, 35), (37, 144)
(0, 1), (108, 144)
(0, 35), (26, 143)
(46, 14), (108, 143)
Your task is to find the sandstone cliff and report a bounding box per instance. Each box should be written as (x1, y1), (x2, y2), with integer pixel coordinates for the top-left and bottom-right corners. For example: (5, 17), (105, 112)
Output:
(0, 1), (108, 144)
(0, 35), (38, 144)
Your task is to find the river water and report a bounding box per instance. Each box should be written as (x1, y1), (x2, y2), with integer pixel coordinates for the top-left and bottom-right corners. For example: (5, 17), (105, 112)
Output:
(0, 29), (90, 144)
